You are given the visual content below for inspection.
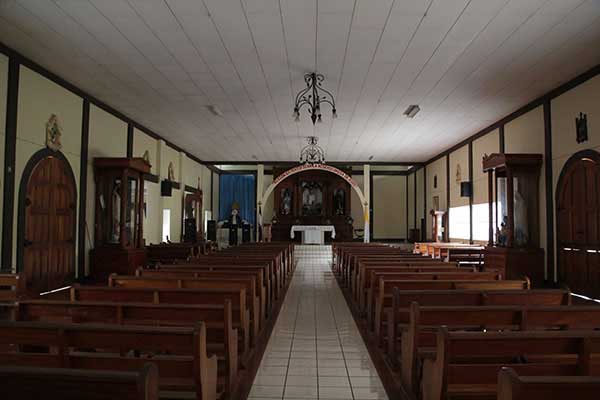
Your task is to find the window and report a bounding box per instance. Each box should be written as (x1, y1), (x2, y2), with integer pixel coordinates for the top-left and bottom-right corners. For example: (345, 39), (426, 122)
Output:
(473, 202), (496, 242)
(162, 209), (171, 242)
(449, 203), (497, 242)
(448, 206), (470, 240)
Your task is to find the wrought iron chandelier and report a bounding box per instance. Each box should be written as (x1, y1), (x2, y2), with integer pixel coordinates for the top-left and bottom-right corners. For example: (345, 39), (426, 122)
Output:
(292, 72), (337, 124)
(300, 136), (325, 165)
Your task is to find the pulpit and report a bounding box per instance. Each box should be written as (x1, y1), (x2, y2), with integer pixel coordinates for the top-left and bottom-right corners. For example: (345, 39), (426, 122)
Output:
(90, 158), (150, 280)
(483, 153), (544, 284)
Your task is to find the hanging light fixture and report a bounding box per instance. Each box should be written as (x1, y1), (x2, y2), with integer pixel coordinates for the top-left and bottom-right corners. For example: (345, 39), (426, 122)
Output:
(300, 136), (325, 165)
(292, 72), (337, 124)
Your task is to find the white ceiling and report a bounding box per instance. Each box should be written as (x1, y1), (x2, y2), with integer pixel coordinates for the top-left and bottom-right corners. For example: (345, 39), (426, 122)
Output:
(1, 0), (599, 162)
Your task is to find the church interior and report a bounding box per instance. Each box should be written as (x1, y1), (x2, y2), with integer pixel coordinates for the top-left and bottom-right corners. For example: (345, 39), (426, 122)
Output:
(1, 1), (600, 399)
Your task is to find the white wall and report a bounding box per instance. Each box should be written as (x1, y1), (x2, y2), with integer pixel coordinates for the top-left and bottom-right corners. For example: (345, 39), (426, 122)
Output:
(0, 54), (7, 264)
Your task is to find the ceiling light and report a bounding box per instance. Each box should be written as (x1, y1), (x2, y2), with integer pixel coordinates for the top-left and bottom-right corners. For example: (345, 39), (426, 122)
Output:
(300, 136), (325, 165)
(404, 105), (420, 118)
(206, 105), (223, 117)
(293, 72), (337, 125)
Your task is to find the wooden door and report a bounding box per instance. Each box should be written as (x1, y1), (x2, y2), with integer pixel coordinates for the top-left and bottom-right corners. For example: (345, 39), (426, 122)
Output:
(24, 156), (76, 292)
(557, 153), (600, 297)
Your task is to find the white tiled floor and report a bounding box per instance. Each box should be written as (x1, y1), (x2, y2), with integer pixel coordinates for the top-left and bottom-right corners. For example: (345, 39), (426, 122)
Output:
(249, 245), (388, 400)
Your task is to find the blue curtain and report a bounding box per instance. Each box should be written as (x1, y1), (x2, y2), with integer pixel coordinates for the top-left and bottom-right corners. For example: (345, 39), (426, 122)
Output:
(219, 174), (256, 225)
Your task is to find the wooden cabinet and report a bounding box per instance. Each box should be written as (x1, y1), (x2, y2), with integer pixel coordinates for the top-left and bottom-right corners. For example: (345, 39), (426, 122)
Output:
(482, 153), (545, 285)
(90, 158), (150, 281)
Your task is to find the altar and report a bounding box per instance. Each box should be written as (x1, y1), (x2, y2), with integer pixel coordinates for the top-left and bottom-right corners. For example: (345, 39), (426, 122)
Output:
(290, 225), (336, 244)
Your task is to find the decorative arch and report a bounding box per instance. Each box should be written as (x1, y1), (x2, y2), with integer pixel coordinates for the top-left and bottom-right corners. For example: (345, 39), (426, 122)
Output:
(260, 164), (370, 242)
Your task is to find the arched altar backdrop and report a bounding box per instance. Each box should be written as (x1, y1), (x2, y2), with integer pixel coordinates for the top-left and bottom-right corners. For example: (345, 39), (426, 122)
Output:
(259, 164), (370, 242)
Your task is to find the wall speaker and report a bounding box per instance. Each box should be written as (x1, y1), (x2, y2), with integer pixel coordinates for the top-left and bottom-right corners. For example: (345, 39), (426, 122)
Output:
(161, 180), (173, 197)
(460, 181), (472, 198)
(207, 220), (217, 241)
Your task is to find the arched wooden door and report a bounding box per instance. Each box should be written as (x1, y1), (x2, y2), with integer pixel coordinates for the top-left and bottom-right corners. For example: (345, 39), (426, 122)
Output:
(556, 151), (600, 297)
(21, 154), (76, 293)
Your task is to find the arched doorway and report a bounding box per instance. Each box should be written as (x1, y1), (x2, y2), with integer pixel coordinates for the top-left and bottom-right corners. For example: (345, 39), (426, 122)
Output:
(18, 150), (77, 293)
(556, 150), (600, 297)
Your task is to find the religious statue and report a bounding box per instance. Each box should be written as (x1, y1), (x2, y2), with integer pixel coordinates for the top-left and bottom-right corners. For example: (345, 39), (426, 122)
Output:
(497, 216), (508, 247)
(281, 188), (292, 215)
(333, 188), (345, 215)
(228, 201), (244, 226)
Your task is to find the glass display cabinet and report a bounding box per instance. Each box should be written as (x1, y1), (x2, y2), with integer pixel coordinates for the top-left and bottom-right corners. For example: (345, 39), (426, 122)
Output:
(482, 153), (544, 284)
(90, 157), (150, 280)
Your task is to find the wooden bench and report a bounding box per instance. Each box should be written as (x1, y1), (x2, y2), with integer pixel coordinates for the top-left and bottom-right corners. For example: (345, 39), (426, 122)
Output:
(41, 284), (252, 360)
(497, 367), (600, 400)
(148, 264), (269, 320)
(0, 363), (159, 400)
(146, 243), (196, 264)
(371, 275), (522, 335)
(7, 299), (239, 394)
(422, 328), (600, 400)
(0, 273), (26, 302)
(139, 266), (266, 319)
(400, 303), (600, 392)
(109, 274), (261, 347)
(384, 288), (572, 375)
(0, 320), (220, 400)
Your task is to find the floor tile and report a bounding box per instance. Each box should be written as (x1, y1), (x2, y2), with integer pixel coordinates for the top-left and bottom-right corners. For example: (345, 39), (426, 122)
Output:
(248, 245), (386, 400)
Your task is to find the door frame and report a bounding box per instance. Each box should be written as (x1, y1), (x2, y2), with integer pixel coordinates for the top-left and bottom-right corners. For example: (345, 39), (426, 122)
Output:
(555, 148), (600, 286)
(16, 148), (78, 279)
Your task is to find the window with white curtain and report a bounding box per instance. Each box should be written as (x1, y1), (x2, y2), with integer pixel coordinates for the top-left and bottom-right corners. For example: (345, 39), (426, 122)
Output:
(449, 205), (470, 240)
(162, 209), (171, 242)
(473, 202), (496, 242)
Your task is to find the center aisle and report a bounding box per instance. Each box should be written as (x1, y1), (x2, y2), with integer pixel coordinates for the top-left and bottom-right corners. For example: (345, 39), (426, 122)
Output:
(249, 245), (388, 400)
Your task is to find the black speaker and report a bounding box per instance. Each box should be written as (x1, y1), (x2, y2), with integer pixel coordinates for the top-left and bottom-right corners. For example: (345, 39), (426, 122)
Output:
(242, 225), (251, 243)
(460, 181), (472, 198)
(207, 220), (217, 241)
(161, 180), (173, 197)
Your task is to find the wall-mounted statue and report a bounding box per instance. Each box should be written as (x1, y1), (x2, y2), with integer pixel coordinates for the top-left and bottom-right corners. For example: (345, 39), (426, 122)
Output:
(281, 188), (293, 215)
(333, 188), (345, 215)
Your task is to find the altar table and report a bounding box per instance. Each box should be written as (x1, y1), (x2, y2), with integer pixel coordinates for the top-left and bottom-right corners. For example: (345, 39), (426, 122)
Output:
(290, 225), (336, 244)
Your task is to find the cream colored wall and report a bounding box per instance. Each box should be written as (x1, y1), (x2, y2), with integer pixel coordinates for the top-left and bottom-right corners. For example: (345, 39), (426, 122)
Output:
(85, 104), (128, 272)
(449, 145), (470, 208)
(407, 173), (415, 231)
(416, 168), (424, 236)
(373, 175), (407, 239)
(425, 157), (447, 239)
(351, 174), (365, 231)
(550, 74), (600, 281)
(263, 174), (274, 223)
(505, 106), (546, 272)
(0, 54), (7, 263)
(472, 129), (499, 205)
(133, 128), (158, 175)
(14, 66), (82, 272)
(201, 165), (212, 224)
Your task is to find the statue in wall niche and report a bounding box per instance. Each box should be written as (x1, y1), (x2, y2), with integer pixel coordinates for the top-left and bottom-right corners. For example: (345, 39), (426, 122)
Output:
(168, 162), (175, 181)
(334, 188), (345, 215)
(142, 150), (150, 165)
(45, 114), (63, 151)
(281, 188), (292, 215)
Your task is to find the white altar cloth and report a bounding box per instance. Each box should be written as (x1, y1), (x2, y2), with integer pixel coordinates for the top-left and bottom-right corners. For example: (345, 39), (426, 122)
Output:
(290, 225), (336, 244)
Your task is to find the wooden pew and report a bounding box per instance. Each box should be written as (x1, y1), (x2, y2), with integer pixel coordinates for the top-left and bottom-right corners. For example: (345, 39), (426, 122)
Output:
(367, 272), (531, 336)
(422, 329), (600, 400)
(146, 243), (196, 264)
(497, 367), (600, 400)
(148, 265), (269, 320)
(138, 266), (266, 321)
(0, 320), (219, 400)
(0, 363), (159, 400)
(7, 299), (239, 394)
(384, 288), (572, 375)
(51, 284), (253, 356)
(109, 274), (261, 346)
(0, 273), (26, 302)
(353, 259), (454, 301)
(400, 303), (600, 392)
